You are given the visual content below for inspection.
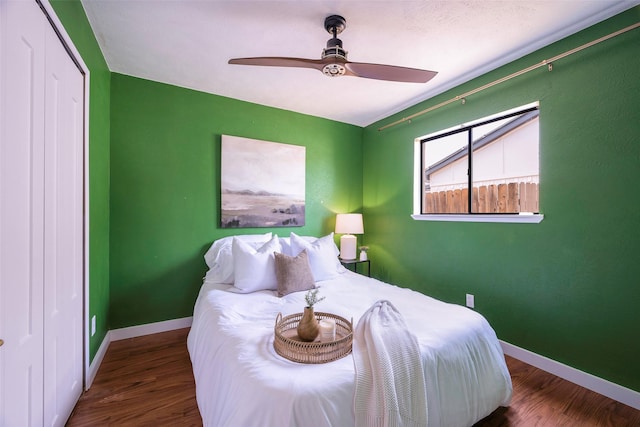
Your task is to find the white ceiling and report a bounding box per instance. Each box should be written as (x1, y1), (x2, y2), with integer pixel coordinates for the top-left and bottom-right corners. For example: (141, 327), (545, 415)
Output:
(81, 0), (638, 127)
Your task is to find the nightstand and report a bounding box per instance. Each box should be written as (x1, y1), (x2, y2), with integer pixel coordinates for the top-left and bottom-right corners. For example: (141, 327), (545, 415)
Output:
(340, 259), (371, 277)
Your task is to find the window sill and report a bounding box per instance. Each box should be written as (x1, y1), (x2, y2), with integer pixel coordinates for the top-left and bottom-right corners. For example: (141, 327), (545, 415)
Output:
(411, 214), (544, 223)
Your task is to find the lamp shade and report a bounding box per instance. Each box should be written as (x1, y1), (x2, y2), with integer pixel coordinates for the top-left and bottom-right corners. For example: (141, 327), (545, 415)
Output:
(335, 213), (364, 234)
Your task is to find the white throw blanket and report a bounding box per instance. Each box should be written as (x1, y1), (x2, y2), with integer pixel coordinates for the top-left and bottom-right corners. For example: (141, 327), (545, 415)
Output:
(353, 300), (428, 427)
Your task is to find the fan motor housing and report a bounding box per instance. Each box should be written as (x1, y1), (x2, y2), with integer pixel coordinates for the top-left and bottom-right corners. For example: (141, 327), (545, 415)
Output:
(322, 42), (347, 77)
(322, 43), (347, 61)
(322, 25), (348, 59)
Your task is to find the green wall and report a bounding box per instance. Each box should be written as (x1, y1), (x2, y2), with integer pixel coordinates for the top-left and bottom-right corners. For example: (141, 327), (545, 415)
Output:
(363, 8), (640, 392)
(52, 0), (639, 393)
(50, 0), (111, 361)
(109, 74), (362, 328)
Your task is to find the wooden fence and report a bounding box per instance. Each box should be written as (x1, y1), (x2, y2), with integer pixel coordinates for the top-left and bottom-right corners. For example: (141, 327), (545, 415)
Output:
(424, 182), (538, 214)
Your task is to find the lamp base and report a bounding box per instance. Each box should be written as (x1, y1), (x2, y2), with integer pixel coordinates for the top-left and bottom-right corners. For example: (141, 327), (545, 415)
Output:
(339, 234), (357, 260)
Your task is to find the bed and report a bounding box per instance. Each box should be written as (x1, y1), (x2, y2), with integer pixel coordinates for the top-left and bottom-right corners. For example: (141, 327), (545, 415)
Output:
(187, 233), (512, 427)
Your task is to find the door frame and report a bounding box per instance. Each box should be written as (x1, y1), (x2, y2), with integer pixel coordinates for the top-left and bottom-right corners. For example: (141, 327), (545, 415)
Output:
(37, 0), (92, 390)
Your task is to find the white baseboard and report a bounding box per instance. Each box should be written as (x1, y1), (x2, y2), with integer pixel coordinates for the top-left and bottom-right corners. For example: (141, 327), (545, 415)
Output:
(501, 340), (640, 410)
(109, 316), (193, 341)
(86, 330), (111, 390)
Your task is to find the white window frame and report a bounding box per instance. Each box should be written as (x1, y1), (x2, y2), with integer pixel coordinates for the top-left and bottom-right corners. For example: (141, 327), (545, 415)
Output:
(412, 102), (544, 224)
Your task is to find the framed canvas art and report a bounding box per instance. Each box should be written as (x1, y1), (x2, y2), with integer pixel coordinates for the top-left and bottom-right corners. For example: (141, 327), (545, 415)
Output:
(221, 135), (305, 228)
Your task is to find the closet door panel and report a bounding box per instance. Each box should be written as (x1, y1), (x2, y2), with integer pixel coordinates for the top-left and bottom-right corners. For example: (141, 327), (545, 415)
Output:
(42, 9), (84, 427)
(0, 1), (46, 425)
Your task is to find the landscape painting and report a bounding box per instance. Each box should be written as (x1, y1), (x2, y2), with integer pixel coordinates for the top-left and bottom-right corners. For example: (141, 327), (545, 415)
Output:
(221, 135), (305, 228)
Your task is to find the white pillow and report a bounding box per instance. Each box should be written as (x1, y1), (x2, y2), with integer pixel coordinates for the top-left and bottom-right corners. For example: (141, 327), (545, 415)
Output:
(204, 233), (272, 268)
(203, 233), (272, 284)
(290, 232), (343, 282)
(232, 235), (282, 293)
(279, 235), (317, 256)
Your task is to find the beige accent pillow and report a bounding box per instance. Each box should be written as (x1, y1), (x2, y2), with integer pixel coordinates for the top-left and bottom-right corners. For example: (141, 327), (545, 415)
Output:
(274, 249), (316, 297)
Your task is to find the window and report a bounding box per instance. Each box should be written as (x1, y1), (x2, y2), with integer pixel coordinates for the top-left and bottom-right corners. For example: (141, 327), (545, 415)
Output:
(414, 103), (542, 223)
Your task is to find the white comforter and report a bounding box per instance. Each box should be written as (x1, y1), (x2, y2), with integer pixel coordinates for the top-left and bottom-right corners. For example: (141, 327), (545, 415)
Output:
(187, 271), (512, 427)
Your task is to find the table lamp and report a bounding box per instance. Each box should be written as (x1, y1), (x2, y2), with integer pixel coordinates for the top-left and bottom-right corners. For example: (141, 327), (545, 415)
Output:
(335, 213), (364, 260)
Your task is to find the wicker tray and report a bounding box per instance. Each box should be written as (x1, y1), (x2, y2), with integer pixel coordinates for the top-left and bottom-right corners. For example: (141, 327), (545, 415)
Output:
(274, 311), (353, 364)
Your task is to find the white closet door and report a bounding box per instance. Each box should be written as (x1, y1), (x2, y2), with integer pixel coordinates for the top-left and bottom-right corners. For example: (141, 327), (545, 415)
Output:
(0, 1), (47, 425)
(42, 8), (84, 426)
(0, 1), (84, 426)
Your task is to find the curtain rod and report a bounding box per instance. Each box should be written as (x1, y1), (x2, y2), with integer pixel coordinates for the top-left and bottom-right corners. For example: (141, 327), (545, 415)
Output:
(378, 21), (640, 132)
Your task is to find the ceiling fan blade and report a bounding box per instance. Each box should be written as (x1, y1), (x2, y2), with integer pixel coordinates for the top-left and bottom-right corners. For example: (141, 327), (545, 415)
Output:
(229, 57), (326, 72)
(345, 62), (437, 83)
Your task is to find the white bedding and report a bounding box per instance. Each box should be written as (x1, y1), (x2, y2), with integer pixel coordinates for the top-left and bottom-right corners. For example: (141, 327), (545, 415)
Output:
(187, 270), (512, 427)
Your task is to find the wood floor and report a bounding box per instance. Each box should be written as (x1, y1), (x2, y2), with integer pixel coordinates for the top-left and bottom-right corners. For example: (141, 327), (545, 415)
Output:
(66, 328), (640, 426)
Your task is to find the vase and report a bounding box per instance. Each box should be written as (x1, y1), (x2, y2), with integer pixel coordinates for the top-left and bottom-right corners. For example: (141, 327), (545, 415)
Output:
(297, 306), (320, 342)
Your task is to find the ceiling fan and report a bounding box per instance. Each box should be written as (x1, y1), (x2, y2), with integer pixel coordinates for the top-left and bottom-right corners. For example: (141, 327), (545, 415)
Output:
(228, 15), (438, 84)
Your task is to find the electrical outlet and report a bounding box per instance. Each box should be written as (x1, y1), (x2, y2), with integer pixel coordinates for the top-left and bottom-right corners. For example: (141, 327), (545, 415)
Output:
(466, 294), (475, 309)
(91, 315), (96, 337)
